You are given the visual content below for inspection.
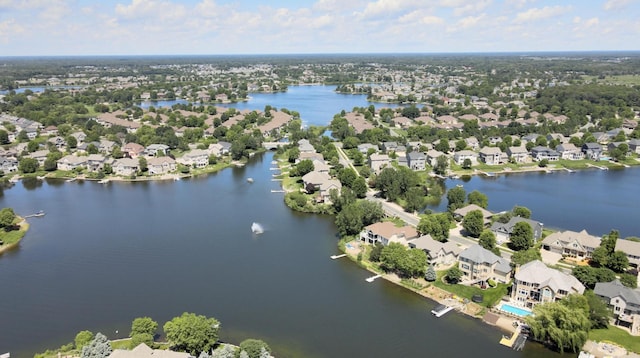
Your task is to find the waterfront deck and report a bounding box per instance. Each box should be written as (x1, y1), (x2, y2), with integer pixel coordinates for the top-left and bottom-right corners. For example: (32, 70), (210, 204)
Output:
(431, 304), (454, 317)
(499, 325), (527, 351)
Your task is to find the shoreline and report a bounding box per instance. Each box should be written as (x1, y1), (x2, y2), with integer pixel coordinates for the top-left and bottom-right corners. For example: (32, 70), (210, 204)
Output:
(0, 218), (29, 256)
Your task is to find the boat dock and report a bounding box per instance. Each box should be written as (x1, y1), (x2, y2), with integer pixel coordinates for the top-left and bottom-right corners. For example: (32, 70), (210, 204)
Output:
(586, 163), (608, 170)
(499, 325), (527, 350)
(25, 211), (45, 218)
(365, 274), (382, 282)
(271, 190), (285, 193)
(431, 304), (454, 317)
(330, 254), (347, 259)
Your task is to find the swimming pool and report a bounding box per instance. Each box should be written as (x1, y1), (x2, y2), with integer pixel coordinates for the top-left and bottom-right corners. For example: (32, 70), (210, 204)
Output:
(499, 303), (533, 317)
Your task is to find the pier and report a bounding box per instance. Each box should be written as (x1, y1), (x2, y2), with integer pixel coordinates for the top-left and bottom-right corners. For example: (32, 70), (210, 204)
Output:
(271, 190), (285, 193)
(24, 211), (45, 218)
(431, 304), (454, 317)
(365, 274), (382, 282)
(586, 163), (608, 170)
(330, 254), (347, 259)
(499, 325), (527, 350)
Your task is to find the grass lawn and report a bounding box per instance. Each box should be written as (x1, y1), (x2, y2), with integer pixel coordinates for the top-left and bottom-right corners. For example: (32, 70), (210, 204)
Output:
(589, 326), (640, 353)
(432, 271), (509, 308)
(0, 219), (29, 247)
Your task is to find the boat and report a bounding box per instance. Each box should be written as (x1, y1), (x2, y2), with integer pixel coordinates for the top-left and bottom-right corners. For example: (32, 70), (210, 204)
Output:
(431, 304), (454, 317)
(247, 177), (254, 183)
(97, 179), (110, 184)
(66, 177), (76, 183)
(251, 222), (264, 234)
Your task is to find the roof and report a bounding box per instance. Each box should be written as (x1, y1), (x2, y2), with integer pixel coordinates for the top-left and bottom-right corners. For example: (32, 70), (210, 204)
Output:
(301, 171), (331, 185)
(453, 204), (493, 219)
(459, 244), (511, 273)
(479, 147), (502, 155)
(615, 239), (640, 257)
(109, 343), (192, 358)
(594, 280), (640, 305)
(363, 221), (418, 241)
(490, 217), (543, 237)
(541, 229), (601, 249)
(515, 260), (585, 294)
(409, 235), (462, 258)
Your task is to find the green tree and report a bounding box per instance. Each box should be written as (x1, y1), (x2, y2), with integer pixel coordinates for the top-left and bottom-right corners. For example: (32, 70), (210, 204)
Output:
(338, 167), (357, 188)
(510, 248), (541, 267)
(590, 246), (609, 268)
(75, 331), (94, 351)
(43, 157), (58, 171)
(130, 333), (154, 349)
(87, 143), (99, 155)
(446, 186), (466, 212)
(138, 157), (148, 173)
(19, 157), (39, 173)
(462, 210), (484, 238)
(433, 155), (448, 175)
(404, 187), (425, 213)
(81, 332), (112, 358)
(369, 243), (384, 262)
(525, 296), (590, 354)
(130, 317), (158, 337)
(0, 130), (9, 145)
(462, 158), (472, 169)
(417, 213), (451, 242)
(512, 206), (531, 218)
(380, 243), (427, 278)
(425, 265), (437, 282)
(620, 273), (637, 288)
(584, 291), (612, 329)
(606, 251), (629, 273)
(239, 339), (271, 358)
(163, 312), (220, 355)
(66, 135), (78, 149)
(0, 207), (16, 230)
(467, 190), (488, 208)
(509, 222), (534, 251)
(445, 266), (463, 283)
(295, 159), (314, 177)
(351, 176), (368, 198)
(479, 230), (500, 256)
(572, 266), (615, 289)
(287, 147), (300, 163)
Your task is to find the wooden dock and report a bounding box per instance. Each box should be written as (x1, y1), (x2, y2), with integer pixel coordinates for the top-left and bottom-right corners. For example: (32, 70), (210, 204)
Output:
(499, 325), (526, 350)
(25, 211), (45, 218)
(365, 274), (382, 282)
(330, 254), (347, 259)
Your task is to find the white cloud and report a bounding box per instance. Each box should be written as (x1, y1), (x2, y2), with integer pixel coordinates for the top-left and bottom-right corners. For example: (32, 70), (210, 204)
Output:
(397, 10), (443, 25)
(514, 6), (571, 23)
(453, 0), (492, 17)
(603, 0), (631, 11)
(449, 13), (486, 31)
(0, 19), (23, 43)
(115, 0), (186, 21)
(356, 0), (422, 19)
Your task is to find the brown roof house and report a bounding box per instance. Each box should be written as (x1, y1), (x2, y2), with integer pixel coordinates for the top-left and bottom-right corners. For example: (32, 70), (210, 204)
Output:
(359, 222), (419, 246)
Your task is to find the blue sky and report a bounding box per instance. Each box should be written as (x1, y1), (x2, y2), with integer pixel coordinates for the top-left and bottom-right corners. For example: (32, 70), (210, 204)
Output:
(0, 0), (638, 56)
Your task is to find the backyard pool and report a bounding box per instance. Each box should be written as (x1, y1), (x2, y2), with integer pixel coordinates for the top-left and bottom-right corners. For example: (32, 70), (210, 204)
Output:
(498, 303), (533, 317)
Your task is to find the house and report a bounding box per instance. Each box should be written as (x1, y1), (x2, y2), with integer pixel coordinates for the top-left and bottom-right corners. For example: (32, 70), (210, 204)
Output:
(381, 141), (398, 153)
(56, 155), (87, 171)
(86, 154), (107, 172)
(369, 153), (390, 174)
(145, 144), (170, 157)
(70, 131), (87, 143)
(358, 143), (378, 155)
(408, 235), (462, 267)
(122, 142), (145, 158)
(511, 260), (585, 308)
(318, 179), (342, 203)
(490, 217), (544, 245)
(453, 204), (493, 225)
(0, 157), (18, 173)
(28, 150), (50, 166)
(541, 229), (601, 260)
(453, 150), (477, 166)
(615, 239), (640, 268)
(530, 146), (559, 161)
(594, 280), (640, 330)
(312, 159), (331, 174)
(113, 158), (139, 176)
(47, 136), (66, 149)
(425, 149), (446, 167)
(458, 244), (512, 285)
(178, 149), (209, 168)
(465, 137), (480, 151)
(406, 151), (426, 171)
(147, 156), (177, 175)
(628, 139), (640, 155)
(608, 142), (628, 156)
(298, 139), (315, 153)
(109, 343), (192, 358)
(555, 143), (584, 160)
(99, 140), (117, 154)
(359, 221), (419, 246)
(522, 133), (540, 144)
(582, 142), (603, 160)
(301, 171), (331, 192)
(478, 147), (503, 165)
(506, 146), (529, 163)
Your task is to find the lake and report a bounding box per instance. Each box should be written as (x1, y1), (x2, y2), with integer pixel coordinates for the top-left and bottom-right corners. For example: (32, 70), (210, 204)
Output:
(137, 85), (402, 127)
(0, 153), (561, 358)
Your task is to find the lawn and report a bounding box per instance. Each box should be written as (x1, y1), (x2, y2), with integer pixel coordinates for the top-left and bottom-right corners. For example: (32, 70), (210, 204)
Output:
(0, 220), (29, 246)
(589, 325), (640, 353)
(432, 271), (509, 308)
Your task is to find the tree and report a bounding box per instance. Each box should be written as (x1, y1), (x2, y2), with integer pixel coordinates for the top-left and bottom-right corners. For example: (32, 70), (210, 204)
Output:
(462, 158), (472, 169)
(81, 332), (112, 358)
(620, 273), (637, 288)
(295, 159), (314, 177)
(525, 297), (590, 354)
(584, 291), (612, 329)
(87, 143), (99, 155)
(571, 266), (615, 289)
(351, 177), (368, 198)
(131, 317), (158, 337)
(433, 155), (448, 175)
(467, 190), (488, 208)
(462, 210), (484, 238)
(446, 186), (466, 212)
(590, 246), (609, 268)
(163, 312), (220, 355)
(509, 222), (534, 251)
(44, 157), (58, 171)
(19, 157), (39, 173)
(66, 135), (78, 149)
(287, 147), (300, 163)
(369, 243), (383, 262)
(0, 130), (9, 145)
(211, 344), (237, 358)
(75, 331), (94, 351)
(380, 243), (427, 278)
(0, 207), (16, 230)
(404, 187), (425, 213)
(417, 213), (451, 242)
(239, 339), (271, 358)
(512, 206), (531, 218)
(425, 265), (437, 282)
(606, 251), (629, 273)
(445, 266), (463, 284)
(130, 333), (154, 348)
(479, 230), (500, 256)
(335, 201), (384, 237)
(510, 248), (541, 267)
(138, 157), (148, 173)
(338, 168), (357, 188)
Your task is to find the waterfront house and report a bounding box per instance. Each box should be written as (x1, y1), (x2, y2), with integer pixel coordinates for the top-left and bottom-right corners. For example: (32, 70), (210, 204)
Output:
(56, 155), (87, 171)
(608, 142), (628, 157)
(359, 221), (419, 246)
(594, 280), (640, 331)
(406, 151), (427, 171)
(556, 143), (584, 160)
(301, 171), (331, 193)
(70, 131), (87, 144)
(318, 179), (342, 204)
(465, 137), (480, 151)
(122, 142), (145, 158)
(298, 139), (315, 153)
(478, 147), (503, 165)
(506, 146), (529, 163)
(99, 139), (117, 154)
(312, 159), (331, 174)
(47, 136), (66, 149)
(145, 143), (170, 157)
(425, 149), (446, 167)
(522, 133), (540, 144)
(453, 150), (478, 166)
(28, 150), (50, 166)
(369, 153), (390, 174)
(147, 156), (177, 175)
(511, 260), (585, 308)
(381, 141), (398, 153)
(408, 235), (462, 267)
(582, 142), (603, 160)
(541, 229), (601, 261)
(258, 110), (292, 137)
(109, 343), (191, 358)
(458, 244), (512, 285)
(628, 139), (640, 155)
(453, 204), (493, 225)
(615, 239), (640, 268)
(177, 149), (209, 168)
(530, 146), (559, 161)
(0, 157), (18, 173)
(113, 158), (139, 176)
(86, 154), (107, 172)
(490, 217), (543, 245)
